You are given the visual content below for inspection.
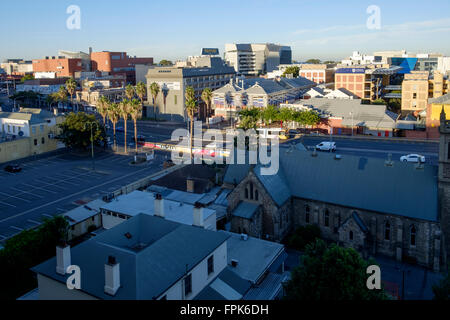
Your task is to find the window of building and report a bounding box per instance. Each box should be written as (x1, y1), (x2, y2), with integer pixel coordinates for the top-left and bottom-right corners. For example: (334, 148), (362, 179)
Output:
(413, 93), (417, 99)
(34, 139), (37, 146)
(41, 137), (45, 144)
(410, 225), (417, 246)
(249, 183), (254, 200)
(174, 95), (177, 105)
(40, 125), (44, 133)
(324, 210), (330, 227)
(184, 274), (192, 296)
(305, 205), (310, 223)
(385, 222), (391, 241)
(32, 126), (36, 135)
(255, 189), (259, 201)
(245, 188), (248, 199)
(349, 231), (354, 241)
(207, 255), (214, 275)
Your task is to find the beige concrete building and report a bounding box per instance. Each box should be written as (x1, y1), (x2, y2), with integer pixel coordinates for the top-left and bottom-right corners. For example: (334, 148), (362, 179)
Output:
(401, 71), (449, 113)
(0, 108), (64, 164)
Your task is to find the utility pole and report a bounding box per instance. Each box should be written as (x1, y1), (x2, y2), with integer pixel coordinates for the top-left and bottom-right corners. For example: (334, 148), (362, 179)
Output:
(84, 121), (98, 171)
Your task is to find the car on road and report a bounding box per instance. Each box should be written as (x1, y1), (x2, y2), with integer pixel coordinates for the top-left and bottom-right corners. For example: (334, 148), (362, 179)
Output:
(315, 141), (336, 152)
(400, 154), (426, 163)
(4, 164), (22, 173)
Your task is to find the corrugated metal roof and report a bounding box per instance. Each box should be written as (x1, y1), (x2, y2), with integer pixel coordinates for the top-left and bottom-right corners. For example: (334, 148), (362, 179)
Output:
(243, 272), (285, 300)
(278, 150), (438, 221)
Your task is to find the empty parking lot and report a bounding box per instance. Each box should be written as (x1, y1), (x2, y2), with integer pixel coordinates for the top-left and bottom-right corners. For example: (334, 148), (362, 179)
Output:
(0, 151), (165, 241)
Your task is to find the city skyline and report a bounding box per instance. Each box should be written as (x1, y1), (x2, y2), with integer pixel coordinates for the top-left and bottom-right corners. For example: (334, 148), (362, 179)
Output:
(1, 0), (450, 62)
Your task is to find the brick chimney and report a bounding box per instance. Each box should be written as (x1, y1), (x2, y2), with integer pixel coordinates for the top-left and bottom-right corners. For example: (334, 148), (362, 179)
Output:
(186, 179), (195, 193)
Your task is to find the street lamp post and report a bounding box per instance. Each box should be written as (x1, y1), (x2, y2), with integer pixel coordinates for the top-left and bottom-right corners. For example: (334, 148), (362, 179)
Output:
(84, 121), (99, 172)
(350, 112), (354, 136)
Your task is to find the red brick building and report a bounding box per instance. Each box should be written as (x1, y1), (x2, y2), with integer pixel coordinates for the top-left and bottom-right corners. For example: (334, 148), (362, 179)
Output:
(90, 51), (153, 84)
(32, 57), (83, 78)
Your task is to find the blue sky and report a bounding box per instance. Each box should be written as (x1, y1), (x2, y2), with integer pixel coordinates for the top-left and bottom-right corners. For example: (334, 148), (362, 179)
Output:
(1, 0), (450, 62)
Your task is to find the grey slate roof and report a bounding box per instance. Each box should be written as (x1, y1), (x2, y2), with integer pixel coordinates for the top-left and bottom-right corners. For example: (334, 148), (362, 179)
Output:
(278, 150), (438, 221)
(254, 166), (291, 206)
(32, 214), (230, 300)
(232, 201), (260, 220)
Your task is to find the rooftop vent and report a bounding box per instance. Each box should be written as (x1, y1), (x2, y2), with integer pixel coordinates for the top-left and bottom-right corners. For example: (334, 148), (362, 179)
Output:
(240, 234), (248, 241)
(124, 232), (132, 239)
(231, 259), (239, 268)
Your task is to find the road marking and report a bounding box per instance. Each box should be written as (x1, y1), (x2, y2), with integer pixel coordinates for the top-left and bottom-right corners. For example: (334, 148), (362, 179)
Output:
(0, 235), (6, 240)
(42, 214), (53, 218)
(27, 219), (41, 225)
(18, 183), (56, 195)
(0, 165), (158, 224)
(10, 226), (23, 231)
(0, 200), (16, 208)
(0, 190), (32, 202)
(10, 186), (44, 199)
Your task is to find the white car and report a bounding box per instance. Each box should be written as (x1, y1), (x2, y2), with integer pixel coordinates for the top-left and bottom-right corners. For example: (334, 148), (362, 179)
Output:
(400, 154), (426, 163)
(315, 141), (336, 152)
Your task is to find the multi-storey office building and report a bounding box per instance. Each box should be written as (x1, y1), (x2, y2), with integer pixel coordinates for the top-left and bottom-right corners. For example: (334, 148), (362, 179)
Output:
(32, 57), (83, 78)
(299, 64), (335, 84)
(224, 43), (292, 76)
(145, 64), (236, 122)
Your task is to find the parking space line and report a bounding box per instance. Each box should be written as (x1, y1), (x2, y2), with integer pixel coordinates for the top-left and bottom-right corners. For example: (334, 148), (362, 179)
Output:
(10, 186), (44, 199)
(10, 226), (23, 231)
(0, 190), (31, 202)
(27, 219), (41, 225)
(0, 235), (6, 240)
(22, 182), (59, 194)
(0, 200), (16, 208)
(42, 214), (53, 218)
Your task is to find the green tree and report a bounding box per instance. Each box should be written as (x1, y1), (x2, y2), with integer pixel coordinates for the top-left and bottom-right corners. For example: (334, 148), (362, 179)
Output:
(372, 98), (386, 105)
(128, 98), (143, 154)
(279, 107), (294, 128)
(432, 269), (450, 300)
(262, 105), (279, 124)
(107, 102), (121, 150)
(287, 225), (321, 251)
(185, 86), (197, 159)
(282, 66), (300, 78)
(56, 86), (68, 105)
(119, 99), (131, 153)
(201, 87), (213, 128)
(284, 239), (387, 300)
(20, 74), (34, 83)
(238, 107), (261, 130)
(149, 82), (160, 120)
(65, 77), (77, 110)
(306, 59), (321, 64)
(0, 216), (68, 300)
(159, 59), (173, 66)
(96, 96), (110, 126)
(135, 81), (147, 110)
(125, 84), (135, 100)
(58, 112), (105, 150)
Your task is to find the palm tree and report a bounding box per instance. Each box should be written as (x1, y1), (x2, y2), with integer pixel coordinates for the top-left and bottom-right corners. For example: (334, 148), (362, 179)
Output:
(65, 78), (77, 111)
(97, 96), (110, 126)
(125, 84), (135, 100)
(119, 99), (131, 153)
(149, 82), (160, 120)
(201, 88), (213, 128)
(135, 81), (147, 117)
(107, 102), (120, 151)
(56, 86), (68, 110)
(185, 86), (197, 160)
(128, 99), (143, 154)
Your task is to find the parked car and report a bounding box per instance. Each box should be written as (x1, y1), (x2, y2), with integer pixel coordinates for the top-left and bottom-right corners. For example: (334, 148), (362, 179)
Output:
(400, 154), (426, 163)
(4, 164), (22, 173)
(315, 141), (336, 152)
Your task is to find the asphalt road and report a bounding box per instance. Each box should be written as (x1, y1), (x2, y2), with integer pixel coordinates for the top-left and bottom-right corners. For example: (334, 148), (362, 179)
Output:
(297, 136), (439, 166)
(0, 150), (165, 242)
